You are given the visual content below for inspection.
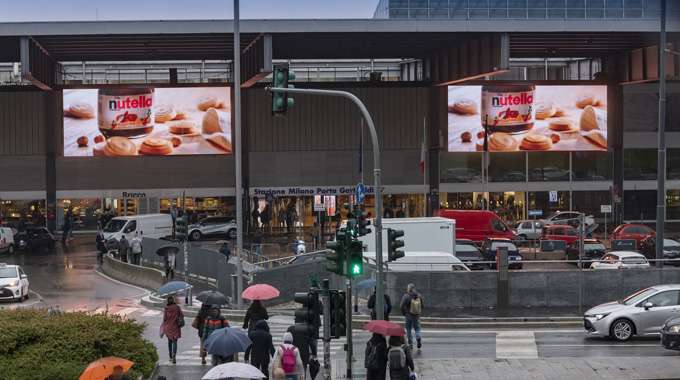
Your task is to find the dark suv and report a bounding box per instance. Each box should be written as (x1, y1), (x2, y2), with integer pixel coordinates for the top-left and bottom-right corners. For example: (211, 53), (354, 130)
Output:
(480, 238), (523, 270)
(15, 227), (56, 252)
(566, 239), (606, 268)
(455, 239), (487, 270)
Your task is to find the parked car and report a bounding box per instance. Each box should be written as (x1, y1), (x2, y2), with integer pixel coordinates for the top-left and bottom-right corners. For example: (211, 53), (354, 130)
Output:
(661, 314), (680, 350)
(103, 214), (173, 243)
(611, 223), (655, 248)
(544, 211), (594, 228)
(436, 209), (516, 243)
(0, 263), (29, 302)
(0, 227), (15, 254)
(188, 216), (237, 241)
(480, 238), (523, 269)
(589, 251), (650, 270)
(541, 225), (579, 245)
(585, 285), (680, 341)
(455, 239), (488, 270)
(515, 220), (544, 241)
(566, 239), (606, 268)
(639, 237), (680, 264)
(15, 227), (56, 252)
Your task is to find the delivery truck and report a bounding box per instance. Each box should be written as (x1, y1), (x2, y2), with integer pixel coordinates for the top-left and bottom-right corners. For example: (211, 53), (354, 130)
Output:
(359, 217), (456, 255)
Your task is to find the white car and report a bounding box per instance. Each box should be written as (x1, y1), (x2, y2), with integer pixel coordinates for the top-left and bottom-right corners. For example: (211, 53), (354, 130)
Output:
(515, 220), (544, 240)
(0, 263), (29, 302)
(590, 251), (650, 270)
(0, 227), (15, 254)
(545, 211), (595, 228)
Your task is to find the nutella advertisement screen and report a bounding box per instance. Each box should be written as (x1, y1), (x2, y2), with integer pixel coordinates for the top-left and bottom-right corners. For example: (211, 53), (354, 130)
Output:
(63, 87), (232, 157)
(448, 85), (607, 152)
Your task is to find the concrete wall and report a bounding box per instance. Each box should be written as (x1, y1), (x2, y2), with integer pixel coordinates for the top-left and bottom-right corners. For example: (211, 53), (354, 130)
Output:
(102, 254), (165, 290)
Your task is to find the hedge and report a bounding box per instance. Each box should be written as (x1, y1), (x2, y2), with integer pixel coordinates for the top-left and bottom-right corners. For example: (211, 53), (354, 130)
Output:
(0, 309), (158, 380)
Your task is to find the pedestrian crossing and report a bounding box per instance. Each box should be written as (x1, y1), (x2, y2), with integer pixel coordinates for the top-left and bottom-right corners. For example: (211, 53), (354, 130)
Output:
(62, 305), (161, 318)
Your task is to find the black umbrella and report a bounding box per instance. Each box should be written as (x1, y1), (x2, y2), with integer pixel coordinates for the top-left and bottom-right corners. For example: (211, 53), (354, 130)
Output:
(309, 358), (320, 379)
(155, 245), (180, 257)
(196, 290), (228, 306)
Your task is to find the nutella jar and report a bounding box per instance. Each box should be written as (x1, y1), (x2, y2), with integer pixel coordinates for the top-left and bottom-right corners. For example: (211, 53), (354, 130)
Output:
(98, 87), (154, 138)
(481, 84), (535, 134)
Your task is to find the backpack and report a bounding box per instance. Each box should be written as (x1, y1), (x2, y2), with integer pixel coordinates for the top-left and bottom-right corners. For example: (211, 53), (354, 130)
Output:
(281, 345), (297, 374)
(388, 345), (406, 370)
(409, 296), (422, 316)
(365, 340), (381, 370)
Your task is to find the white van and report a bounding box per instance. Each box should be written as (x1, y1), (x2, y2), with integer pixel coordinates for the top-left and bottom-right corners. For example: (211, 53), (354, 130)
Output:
(0, 227), (15, 254)
(363, 251), (470, 272)
(102, 214), (173, 242)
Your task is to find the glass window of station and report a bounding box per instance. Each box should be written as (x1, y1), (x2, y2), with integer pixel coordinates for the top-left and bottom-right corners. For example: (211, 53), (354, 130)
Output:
(160, 197), (235, 225)
(0, 200), (46, 230)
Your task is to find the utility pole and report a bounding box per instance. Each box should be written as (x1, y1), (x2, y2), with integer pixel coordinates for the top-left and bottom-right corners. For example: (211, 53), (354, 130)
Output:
(321, 279), (331, 380)
(233, 0), (244, 306)
(656, 0), (667, 268)
(266, 86), (385, 320)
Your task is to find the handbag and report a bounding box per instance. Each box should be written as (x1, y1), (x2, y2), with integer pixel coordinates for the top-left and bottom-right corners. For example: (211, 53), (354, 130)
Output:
(177, 313), (185, 328)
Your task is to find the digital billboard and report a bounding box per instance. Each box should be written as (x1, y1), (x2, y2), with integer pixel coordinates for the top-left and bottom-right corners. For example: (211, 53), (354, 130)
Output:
(63, 87), (231, 157)
(447, 84), (607, 152)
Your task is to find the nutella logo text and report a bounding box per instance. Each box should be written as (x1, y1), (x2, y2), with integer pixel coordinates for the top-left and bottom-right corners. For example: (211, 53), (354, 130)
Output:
(490, 93), (533, 107)
(108, 95), (153, 111)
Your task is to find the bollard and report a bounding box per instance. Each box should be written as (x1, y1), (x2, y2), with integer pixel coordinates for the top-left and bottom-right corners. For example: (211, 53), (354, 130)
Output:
(497, 246), (509, 316)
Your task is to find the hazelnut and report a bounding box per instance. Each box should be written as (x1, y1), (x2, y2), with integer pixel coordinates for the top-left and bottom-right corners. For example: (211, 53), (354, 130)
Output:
(94, 135), (105, 144)
(477, 131), (485, 139)
(461, 131), (472, 143)
(170, 136), (182, 148)
(77, 136), (89, 147)
(550, 133), (561, 144)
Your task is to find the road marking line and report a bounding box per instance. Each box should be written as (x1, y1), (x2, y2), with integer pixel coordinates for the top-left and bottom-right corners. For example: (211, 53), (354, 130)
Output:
(115, 307), (139, 317)
(496, 331), (538, 359)
(540, 344), (659, 347)
(141, 309), (161, 317)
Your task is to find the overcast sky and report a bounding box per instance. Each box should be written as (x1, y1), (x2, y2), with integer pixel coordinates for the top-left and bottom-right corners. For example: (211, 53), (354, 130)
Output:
(0, 0), (379, 21)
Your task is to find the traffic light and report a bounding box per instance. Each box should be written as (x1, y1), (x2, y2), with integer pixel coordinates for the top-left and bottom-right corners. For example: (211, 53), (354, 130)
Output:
(347, 239), (364, 277)
(271, 66), (295, 115)
(325, 230), (346, 275)
(329, 290), (346, 338)
(356, 208), (370, 237)
(175, 215), (188, 241)
(293, 291), (320, 336)
(387, 228), (405, 262)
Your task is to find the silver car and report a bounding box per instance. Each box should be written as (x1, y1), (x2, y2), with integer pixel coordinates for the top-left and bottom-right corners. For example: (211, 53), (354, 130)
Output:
(584, 285), (680, 341)
(188, 216), (237, 241)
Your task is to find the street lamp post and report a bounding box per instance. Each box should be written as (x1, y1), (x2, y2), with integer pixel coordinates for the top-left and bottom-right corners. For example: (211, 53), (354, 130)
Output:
(656, 0), (667, 268)
(233, 0), (244, 306)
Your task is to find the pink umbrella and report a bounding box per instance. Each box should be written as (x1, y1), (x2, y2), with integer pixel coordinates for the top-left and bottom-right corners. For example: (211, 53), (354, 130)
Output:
(242, 284), (280, 301)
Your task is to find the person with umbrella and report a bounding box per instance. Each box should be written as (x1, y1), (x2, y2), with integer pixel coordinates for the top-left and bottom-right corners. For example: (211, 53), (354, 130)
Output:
(202, 306), (231, 365)
(192, 303), (212, 365)
(160, 295), (184, 364)
(367, 287), (392, 321)
(244, 320), (274, 379)
(364, 333), (388, 380)
(242, 300), (269, 332)
(272, 332), (304, 380)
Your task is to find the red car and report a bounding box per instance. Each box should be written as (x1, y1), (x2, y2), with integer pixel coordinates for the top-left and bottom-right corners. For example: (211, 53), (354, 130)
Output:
(612, 223), (655, 248)
(541, 225), (579, 245)
(435, 209), (516, 243)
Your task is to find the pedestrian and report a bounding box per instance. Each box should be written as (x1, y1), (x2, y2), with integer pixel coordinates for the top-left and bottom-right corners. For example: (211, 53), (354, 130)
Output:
(286, 324), (315, 378)
(245, 320), (274, 379)
(272, 332), (304, 380)
(202, 306), (231, 366)
(119, 235), (130, 263)
(160, 295), (184, 364)
(61, 207), (72, 245)
(131, 231), (142, 265)
(387, 336), (415, 380)
(192, 303), (212, 365)
(367, 288), (392, 321)
(400, 283), (423, 349)
(219, 241), (231, 264)
(243, 299), (269, 332)
(365, 333), (388, 380)
(165, 249), (176, 280)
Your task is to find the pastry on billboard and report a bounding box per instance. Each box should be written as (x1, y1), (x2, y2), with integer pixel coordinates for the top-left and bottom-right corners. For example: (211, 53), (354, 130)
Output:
(448, 99), (478, 115)
(575, 94), (598, 109)
(66, 103), (95, 119)
(553, 106), (566, 117)
(487, 132), (519, 151)
(548, 118), (577, 132)
(94, 136), (138, 156)
(534, 102), (556, 120)
(583, 130), (607, 149)
(154, 105), (177, 123)
(579, 105), (604, 131)
(202, 108), (228, 134)
(170, 136), (182, 147)
(139, 138), (174, 155)
(198, 96), (225, 111)
(206, 132), (232, 153)
(173, 109), (188, 120)
(461, 131), (472, 143)
(77, 136), (89, 147)
(167, 120), (200, 136)
(520, 134), (553, 151)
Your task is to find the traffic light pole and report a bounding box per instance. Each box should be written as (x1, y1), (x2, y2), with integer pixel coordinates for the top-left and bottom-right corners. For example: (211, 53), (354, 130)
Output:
(266, 86), (385, 320)
(345, 277), (354, 378)
(321, 279), (332, 380)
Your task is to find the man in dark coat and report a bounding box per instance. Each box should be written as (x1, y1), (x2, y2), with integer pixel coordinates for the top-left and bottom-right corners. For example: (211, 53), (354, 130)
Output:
(245, 320), (274, 378)
(367, 288), (392, 321)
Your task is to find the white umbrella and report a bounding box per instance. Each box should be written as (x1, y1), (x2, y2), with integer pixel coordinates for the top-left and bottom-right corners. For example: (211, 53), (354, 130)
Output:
(201, 362), (266, 380)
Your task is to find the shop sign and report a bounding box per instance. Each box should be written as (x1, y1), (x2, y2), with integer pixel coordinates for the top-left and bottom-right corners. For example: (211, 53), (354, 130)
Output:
(528, 209), (543, 217)
(549, 191), (558, 203)
(121, 191), (147, 198)
(600, 205), (612, 213)
(252, 186), (381, 197)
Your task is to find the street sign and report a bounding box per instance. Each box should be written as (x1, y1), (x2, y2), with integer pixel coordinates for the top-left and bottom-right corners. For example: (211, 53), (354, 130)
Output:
(549, 191), (558, 203)
(313, 196), (326, 212)
(528, 209), (543, 217)
(612, 239), (637, 251)
(600, 205), (612, 213)
(355, 182), (366, 204)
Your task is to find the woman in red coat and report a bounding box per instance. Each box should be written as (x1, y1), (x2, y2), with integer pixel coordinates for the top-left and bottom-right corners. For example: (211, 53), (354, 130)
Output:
(160, 296), (184, 364)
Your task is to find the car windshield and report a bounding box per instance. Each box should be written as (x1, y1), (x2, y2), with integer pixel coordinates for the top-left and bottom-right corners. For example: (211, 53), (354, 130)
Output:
(584, 243), (605, 251)
(0, 267), (17, 278)
(456, 245), (479, 253)
(103, 219), (127, 233)
(490, 242), (518, 252)
(623, 256), (647, 264)
(665, 239), (680, 248)
(622, 287), (657, 305)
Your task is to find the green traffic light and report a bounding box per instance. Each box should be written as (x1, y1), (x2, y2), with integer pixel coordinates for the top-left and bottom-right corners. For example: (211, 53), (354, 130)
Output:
(352, 263), (361, 275)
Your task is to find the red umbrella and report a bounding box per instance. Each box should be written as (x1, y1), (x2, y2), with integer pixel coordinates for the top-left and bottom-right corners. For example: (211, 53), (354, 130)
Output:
(242, 284), (280, 301)
(363, 320), (404, 336)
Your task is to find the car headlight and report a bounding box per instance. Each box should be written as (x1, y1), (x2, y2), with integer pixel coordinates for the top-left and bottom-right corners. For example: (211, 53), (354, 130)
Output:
(669, 325), (680, 333)
(8, 280), (19, 287)
(595, 313), (610, 321)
